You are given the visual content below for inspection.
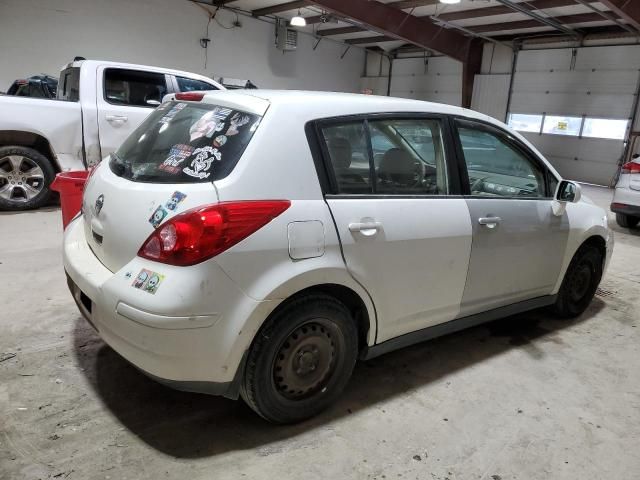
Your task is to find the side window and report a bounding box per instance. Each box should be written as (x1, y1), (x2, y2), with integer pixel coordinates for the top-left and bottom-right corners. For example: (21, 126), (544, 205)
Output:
(320, 121), (373, 194)
(57, 68), (80, 101)
(104, 69), (167, 107)
(176, 76), (218, 92)
(369, 118), (448, 195)
(456, 120), (547, 198)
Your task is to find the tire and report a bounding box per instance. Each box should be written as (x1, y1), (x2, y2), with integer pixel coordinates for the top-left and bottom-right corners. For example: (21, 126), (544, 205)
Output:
(0, 146), (55, 211)
(616, 213), (639, 229)
(240, 294), (358, 424)
(552, 245), (603, 319)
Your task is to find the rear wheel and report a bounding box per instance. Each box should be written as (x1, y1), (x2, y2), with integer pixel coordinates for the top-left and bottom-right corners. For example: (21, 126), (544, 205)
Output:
(552, 245), (603, 318)
(240, 294), (358, 424)
(0, 146), (54, 211)
(616, 213), (639, 229)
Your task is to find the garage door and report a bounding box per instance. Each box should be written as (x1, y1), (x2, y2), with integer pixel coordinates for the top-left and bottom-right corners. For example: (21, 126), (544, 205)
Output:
(508, 45), (640, 186)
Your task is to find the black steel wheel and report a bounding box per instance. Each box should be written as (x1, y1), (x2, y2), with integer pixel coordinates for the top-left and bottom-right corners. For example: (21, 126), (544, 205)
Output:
(241, 294), (358, 424)
(552, 245), (603, 318)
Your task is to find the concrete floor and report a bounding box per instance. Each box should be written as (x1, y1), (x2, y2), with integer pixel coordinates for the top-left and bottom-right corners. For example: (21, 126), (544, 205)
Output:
(1, 185), (639, 480)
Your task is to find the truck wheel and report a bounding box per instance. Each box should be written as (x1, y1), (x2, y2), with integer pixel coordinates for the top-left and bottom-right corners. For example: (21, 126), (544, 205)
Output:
(0, 146), (54, 211)
(240, 294), (358, 424)
(552, 245), (603, 319)
(616, 213), (639, 229)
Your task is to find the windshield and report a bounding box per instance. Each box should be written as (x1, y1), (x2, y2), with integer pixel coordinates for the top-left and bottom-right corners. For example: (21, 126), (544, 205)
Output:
(111, 101), (261, 183)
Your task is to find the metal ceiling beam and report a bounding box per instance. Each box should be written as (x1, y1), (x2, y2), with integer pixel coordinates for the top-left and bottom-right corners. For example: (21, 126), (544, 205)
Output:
(438, 0), (599, 22)
(345, 35), (397, 45)
(309, 0), (476, 62)
(599, 0), (640, 31)
(471, 12), (617, 34)
(492, 0), (581, 36)
(317, 26), (364, 36)
(388, 0), (438, 8)
(252, 0), (310, 17)
(573, 0), (639, 35)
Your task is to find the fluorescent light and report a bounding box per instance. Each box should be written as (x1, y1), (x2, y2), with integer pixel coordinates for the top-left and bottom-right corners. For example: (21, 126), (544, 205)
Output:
(439, 0), (461, 4)
(290, 10), (306, 27)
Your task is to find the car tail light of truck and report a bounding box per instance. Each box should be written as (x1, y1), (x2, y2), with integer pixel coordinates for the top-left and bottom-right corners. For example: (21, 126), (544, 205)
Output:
(621, 161), (640, 174)
(138, 201), (291, 266)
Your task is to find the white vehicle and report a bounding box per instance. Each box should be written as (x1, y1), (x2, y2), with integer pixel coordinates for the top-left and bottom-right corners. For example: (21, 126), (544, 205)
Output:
(0, 59), (223, 211)
(611, 153), (640, 228)
(63, 91), (613, 423)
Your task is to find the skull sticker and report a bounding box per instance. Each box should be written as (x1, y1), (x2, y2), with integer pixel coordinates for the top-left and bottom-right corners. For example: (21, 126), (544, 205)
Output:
(131, 269), (164, 294)
(182, 146), (221, 179)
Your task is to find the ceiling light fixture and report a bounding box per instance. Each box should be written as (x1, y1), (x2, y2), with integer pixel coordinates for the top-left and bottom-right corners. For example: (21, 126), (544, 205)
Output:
(290, 9), (307, 27)
(439, 0), (461, 4)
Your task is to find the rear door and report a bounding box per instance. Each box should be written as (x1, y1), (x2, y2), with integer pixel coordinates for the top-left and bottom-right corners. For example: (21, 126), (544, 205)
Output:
(96, 67), (170, 158)
(318, 115), (473, 343)
(452, 118), (569, 316)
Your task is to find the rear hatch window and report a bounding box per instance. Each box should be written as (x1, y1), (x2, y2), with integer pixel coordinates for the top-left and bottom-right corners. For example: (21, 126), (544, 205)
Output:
(110, 101), (261, 183)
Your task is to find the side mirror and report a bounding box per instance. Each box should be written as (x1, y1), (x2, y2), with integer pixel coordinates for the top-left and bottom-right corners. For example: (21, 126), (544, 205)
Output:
(146, 99), (161, 106)
(633, 153), (639, 160)
(556, 180), (582, 203)
(552, 180), (581, 216)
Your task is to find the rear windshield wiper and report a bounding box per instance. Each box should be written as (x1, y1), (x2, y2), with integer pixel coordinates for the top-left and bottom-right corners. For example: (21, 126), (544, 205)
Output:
(109, 153), (130, 178)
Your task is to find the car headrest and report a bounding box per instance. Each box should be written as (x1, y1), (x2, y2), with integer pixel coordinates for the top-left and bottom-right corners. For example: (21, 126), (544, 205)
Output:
(328, 137), (352, 169)
(378, 148), (415, 183)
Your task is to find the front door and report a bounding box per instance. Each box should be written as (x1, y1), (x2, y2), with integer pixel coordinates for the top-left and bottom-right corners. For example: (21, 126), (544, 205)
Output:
(317, 116), (473, 343)
(453, 118), (570, 316)
(96, 67), (169, 160)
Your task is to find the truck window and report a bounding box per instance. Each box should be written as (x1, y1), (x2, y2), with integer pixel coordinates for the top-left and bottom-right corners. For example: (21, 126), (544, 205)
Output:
(176, 76), (219, 92)
(104, 68), (167, 108)
(58, 68), (80, 101)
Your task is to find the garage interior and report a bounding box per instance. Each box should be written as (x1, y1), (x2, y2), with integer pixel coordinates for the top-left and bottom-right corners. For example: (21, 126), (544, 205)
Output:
(1, 0), (640, 479)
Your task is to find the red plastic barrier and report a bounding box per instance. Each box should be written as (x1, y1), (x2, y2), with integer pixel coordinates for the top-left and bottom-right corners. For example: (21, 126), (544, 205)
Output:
(50, 171), (88, 229)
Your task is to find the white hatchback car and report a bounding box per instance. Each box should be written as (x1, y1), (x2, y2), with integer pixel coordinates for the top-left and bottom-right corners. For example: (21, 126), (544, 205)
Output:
(64, 90), (613, 423)
(611, 153), (640, 228)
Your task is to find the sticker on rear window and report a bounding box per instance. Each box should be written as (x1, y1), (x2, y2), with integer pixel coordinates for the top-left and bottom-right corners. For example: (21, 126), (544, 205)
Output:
(132, 268), (164, 294)
(213, 135), (227, 147)
(165, 191), (186, 211)
(159, 102), (187, 123)
(159, 144), (194, 174)
(189, 107), (232, 142)
(149, 205), (168, 228)
(182, 146), (221, 179)
(225, 113), (250, 136)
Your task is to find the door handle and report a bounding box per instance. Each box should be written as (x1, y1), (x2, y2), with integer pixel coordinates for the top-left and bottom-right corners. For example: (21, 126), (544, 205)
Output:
(349, 221), (382, 235)
(105, 114), (128, 123)
(478, 216), (502, 228)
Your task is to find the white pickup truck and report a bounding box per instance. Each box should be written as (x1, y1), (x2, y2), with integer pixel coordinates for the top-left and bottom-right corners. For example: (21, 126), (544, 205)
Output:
(0, 59), (223, 211)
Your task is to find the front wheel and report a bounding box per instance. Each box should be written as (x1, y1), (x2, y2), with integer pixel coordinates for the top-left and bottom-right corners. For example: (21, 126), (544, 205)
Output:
(616, 213), (639, 229)
(0, 146), (55, 211)
(240, 294), (358, 424)
(552, 245), (603, 318)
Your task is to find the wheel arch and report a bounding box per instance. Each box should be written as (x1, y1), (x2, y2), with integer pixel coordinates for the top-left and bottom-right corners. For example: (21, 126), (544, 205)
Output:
(261, 283), (373, 356)
(0, 130), (60, 172)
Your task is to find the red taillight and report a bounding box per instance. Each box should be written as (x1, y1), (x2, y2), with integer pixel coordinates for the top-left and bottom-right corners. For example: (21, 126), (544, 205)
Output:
(621, 161), (640, 174)
(138, 201), (291, 266)
(174, 92), (205, 102)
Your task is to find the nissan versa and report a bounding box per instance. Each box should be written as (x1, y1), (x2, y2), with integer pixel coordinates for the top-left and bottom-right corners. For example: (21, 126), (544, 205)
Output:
(63, 90), (613, 423)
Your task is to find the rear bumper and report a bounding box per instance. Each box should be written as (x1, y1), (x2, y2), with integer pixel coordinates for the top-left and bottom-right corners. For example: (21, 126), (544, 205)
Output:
(63, 216), (269, 396)
(611, 202), (640, 217)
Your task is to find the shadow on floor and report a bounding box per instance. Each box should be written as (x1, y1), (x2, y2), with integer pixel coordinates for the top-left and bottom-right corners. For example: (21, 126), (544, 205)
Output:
(72, 298), (605, 458)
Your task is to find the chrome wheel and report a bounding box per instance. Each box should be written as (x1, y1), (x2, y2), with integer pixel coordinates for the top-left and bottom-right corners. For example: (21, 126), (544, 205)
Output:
(0, 155), (45, 203)
(273, 320), (337, 400)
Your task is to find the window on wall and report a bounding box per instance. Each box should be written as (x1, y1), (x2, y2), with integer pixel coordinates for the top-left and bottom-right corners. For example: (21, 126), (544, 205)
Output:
(583, 118), (628, 140)
(508, 113), (544, 133)
(542, 115), (583, 136)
